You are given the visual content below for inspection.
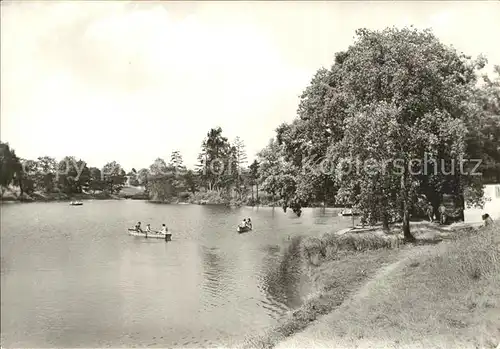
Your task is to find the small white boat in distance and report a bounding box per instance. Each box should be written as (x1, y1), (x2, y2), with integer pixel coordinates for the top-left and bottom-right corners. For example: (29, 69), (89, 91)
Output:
(70, 201), (83, 206)
(339, 208), (360, 216)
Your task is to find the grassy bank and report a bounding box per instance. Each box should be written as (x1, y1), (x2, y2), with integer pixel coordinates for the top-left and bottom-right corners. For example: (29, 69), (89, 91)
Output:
(187, 190), (231, 205)
(286, 223), (499, 349)
(118, 186), (149, 200)
(244, 247), (405, 349)
(243, 222), (495, 349)
(0, 186), (123, 203)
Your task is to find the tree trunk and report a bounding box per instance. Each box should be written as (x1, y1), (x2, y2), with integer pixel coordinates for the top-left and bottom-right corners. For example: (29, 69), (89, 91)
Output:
(237, 172), (241, 200)
(400, 168), (416, 242)
(325, 178), (328, 200)
(382, 212), (390, 232)
(18, 174), (24, 197)
(458, 194), (465, 222)
(323, 179), (327, 213)
(402, 205), (414, 241)
(256, 183), (259, 203)
(431, 200), (439, 222)
(251, 185), (254, 203)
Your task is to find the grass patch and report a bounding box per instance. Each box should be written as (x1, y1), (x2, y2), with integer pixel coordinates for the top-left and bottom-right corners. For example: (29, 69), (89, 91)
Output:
(188, 190), (230, 205)
(301, 231), (400, 266)
(280, 224), (500, 349)
(300, 221), (451, 268)
(242, 247), (405, 349)
(118, 186), (148, 199)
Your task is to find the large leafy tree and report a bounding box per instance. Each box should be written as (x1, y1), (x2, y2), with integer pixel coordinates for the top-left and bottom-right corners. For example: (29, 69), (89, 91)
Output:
(248, 160), (260, 203)
(137, 168), (150, 187)
(168, 151), (187, 195)
(36, 156), (57, 192)
(149, 158), (168, 176)
(257, 138), (283, 204)
(147, 158), (174, 201)
(18, 159), (37, 195)
(474, 65), (500, 184)
(257, 138), (305, 214)
(56, 157), (90, 194)
(332, 102), (470, 235)
(276, 121), (337, 207)
(182, 169), (199, 195)
(197, 127), (232, 191)
(219, 144), (239, 196)
(127, 168), (140, 186)
(0, 142), (22, 191)
(232, 136), (248, 199)
(89, 167), (106, 193)
(261, 27), (492, 239)
(329, 27), (488, 239)
(101, 161), (126, 194)
(169, 151), (186, 174)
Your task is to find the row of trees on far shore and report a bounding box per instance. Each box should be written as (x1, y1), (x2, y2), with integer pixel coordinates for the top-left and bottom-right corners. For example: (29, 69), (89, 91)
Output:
(2, 26), (500, 240)
(0, 147), (128, 196)
(125, 133), (261, 203)
(0, 134), (261, 204)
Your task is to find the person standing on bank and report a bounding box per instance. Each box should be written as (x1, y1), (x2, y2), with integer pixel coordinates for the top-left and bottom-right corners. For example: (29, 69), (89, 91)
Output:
(426, 204), (434, 222)
(438, 204), (446, 225)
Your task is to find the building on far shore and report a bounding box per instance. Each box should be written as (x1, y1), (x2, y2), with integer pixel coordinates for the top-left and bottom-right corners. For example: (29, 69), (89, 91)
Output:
(464, 184), (500, 223)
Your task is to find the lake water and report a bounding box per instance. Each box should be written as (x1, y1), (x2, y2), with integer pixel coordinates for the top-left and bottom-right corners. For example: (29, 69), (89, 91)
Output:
(1, 200), (356, 348)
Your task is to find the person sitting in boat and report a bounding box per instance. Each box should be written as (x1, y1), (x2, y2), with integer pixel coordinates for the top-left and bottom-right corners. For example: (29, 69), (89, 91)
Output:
(239, 218), (247, 228)
(246, 218), (252, 229)
(160, 224), (168, 234)
(135, 221), (143, 232)
(145, 224), (152, 233)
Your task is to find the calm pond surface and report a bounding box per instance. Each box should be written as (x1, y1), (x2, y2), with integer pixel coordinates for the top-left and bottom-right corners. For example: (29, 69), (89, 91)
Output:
(1, 200), (356, 348)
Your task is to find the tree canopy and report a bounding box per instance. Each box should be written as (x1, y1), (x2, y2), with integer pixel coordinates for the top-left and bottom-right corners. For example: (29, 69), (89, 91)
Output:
(256, 27), (500, 239)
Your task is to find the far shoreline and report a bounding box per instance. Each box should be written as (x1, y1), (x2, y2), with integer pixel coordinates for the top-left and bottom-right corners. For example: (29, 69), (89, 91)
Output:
(0, 193), (348, 211)
(0, 191), (124, 204)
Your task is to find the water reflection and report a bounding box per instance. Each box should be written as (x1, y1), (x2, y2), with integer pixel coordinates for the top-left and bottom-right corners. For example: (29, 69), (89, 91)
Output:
(1, 202), (356, 348)
(199, 246), (232, 309)
(259, 237), (305, 316)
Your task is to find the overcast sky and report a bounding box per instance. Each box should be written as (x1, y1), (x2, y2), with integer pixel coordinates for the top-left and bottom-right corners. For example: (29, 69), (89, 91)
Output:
(1, 1), (499, 170)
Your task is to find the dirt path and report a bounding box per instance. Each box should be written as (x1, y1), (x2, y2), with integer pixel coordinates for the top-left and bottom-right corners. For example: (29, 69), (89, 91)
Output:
(275, 245), (437, 349)
(348, 249), (411, 300)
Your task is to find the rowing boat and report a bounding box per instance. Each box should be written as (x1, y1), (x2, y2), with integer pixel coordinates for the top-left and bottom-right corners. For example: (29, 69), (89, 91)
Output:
(237, 225), (252, 233)
(128, 228), (172, 241)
